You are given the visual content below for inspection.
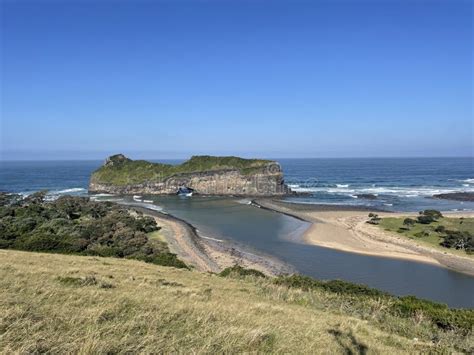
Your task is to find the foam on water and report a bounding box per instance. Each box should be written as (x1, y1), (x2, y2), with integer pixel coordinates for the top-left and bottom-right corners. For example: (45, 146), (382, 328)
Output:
(90, 193), (115, 197)
(288, 184), (473, 197)
(123, 200), (164, 212)
(56, 187), (86, 194)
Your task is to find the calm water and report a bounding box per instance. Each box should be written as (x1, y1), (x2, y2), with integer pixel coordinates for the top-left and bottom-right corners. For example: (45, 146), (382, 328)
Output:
(1, 158), (473, 307)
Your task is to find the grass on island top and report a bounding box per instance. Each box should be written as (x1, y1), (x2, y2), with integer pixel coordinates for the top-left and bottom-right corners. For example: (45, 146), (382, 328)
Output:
(379, 216), (474, 257)
(1, 249), (473, 354)
(91, 155), (274, 186)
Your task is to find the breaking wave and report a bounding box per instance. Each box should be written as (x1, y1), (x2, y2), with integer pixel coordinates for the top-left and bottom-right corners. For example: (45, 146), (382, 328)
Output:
(55, 187), (86, 194)
(287, 183), (474, 198)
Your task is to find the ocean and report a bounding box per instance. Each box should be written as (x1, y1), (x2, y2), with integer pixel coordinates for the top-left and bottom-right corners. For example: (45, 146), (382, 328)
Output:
(1, 157), (473, 212)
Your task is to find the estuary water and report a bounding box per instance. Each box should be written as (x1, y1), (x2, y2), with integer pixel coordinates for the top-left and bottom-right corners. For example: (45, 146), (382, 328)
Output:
(1, 158), (473, 307)
(123, 195), (474, 308)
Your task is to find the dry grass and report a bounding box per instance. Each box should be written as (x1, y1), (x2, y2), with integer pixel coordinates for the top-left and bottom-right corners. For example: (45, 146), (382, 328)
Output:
(0, 249), (469, 353)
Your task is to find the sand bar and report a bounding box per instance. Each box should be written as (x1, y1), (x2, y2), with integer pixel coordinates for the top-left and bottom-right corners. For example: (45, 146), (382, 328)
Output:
(253, 199), (474, 276)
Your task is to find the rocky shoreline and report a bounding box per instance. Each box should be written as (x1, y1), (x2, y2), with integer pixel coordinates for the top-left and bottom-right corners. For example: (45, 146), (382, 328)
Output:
(432, 192), (474, 202)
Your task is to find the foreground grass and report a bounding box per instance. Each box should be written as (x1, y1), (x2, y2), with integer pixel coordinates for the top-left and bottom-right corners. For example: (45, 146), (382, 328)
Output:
(379, 216), (474, 257)
(1, 250), (473, 353)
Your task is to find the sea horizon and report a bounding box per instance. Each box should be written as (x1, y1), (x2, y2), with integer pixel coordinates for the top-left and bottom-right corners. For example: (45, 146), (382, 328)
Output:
(1, 155), (473, 162)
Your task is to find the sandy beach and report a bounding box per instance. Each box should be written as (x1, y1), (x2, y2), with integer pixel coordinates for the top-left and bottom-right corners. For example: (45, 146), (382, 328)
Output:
(254, 199), (474, 276)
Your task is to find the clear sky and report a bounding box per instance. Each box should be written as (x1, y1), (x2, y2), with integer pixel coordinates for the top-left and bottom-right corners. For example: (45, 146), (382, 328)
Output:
(1, 0), (472, 160)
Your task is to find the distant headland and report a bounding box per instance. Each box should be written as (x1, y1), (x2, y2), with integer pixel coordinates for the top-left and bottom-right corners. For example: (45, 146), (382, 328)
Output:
(89, 154), (291, 196)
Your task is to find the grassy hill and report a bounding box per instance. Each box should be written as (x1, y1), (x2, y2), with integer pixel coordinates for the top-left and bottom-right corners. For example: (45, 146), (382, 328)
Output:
(1, 250), (473, 353)
(91, 154), (274, 186)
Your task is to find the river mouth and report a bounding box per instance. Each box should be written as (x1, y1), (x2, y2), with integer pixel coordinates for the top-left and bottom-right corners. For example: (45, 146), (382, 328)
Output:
(120, 195), (474, 308)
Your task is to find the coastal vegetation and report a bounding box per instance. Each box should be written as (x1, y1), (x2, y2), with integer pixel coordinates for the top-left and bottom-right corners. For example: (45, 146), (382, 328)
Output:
(1, 250), (473, 353)
(0, 192), (187, 268)
(91, 154), (273, 186)
(377, 210), (474, 255)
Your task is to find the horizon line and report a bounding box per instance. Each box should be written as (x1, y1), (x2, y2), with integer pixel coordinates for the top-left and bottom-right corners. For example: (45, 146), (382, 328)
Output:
(1, 155), (473, 162)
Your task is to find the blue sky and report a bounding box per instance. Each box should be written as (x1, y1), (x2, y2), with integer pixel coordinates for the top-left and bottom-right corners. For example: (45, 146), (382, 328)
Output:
(1, 0), (472, 160)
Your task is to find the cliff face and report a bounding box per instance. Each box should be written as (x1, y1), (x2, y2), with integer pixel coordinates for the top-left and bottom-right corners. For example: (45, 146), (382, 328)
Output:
(89, 154), (291, 196)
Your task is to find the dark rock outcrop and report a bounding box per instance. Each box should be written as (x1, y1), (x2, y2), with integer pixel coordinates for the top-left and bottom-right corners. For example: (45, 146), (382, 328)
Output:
(355, 194), (378, 200)
(432, 192), (474, 202)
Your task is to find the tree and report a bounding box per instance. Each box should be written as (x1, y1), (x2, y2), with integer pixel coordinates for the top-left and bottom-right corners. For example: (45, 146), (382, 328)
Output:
(420, 210), (443, 220)
(417, 215), (435, 224)
(403, 218), (416, 227)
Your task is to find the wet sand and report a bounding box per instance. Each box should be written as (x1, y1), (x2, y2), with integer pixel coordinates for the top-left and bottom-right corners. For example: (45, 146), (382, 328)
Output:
(253, 199), (474, 276)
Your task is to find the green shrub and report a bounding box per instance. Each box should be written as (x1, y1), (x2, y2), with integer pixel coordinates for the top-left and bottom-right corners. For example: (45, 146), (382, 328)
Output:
(0, 195), (187, 269)
(440, 230), (473, 252)
(133, 252), (189, 269)
(403, 218), (416, 227)
(417, 215), (435, 224)
(392, 296), (474, 332)
(219, 265), (266, 278)
(274, 275), (474, 333)
(57, 275), (98, 287)
(421, 210), (443, 219)
(273, 275), (388, 297)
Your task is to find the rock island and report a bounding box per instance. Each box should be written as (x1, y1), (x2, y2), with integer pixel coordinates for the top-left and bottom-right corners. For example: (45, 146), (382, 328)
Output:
(89, 154), (291, 196)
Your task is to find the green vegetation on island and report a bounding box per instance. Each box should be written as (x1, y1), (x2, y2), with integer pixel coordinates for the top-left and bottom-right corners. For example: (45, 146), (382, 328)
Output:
(91, 154), (274, 186)
(373, 210), (474, 255)
(0, 192), (187, 268)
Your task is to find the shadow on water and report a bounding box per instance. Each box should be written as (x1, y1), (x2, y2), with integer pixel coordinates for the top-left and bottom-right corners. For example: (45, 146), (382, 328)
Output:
(131, 196), (474, 308)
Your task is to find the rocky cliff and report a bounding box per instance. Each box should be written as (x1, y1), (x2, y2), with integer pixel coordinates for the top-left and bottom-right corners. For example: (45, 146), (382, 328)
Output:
(89, 154), (291, 196)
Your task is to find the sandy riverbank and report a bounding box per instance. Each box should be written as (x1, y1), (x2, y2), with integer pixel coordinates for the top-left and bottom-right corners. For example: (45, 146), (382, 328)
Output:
(253, 199), (474, 276)
(132, 206), (292, 276)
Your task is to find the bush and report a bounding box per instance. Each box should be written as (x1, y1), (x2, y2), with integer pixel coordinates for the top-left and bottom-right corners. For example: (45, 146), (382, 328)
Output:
(392, 296), (474, 332)
(0, 194), (187, 269)
(421, 210), (443, 219)
(403, 218), (416, 227)
(219, 265), (266, 278)
(273, 274), (388, 297)
(417, 215), (435, 224)
(133, 252), (189, 269)
(274, 274), (474, 333)
(440, 230), (473, 252)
